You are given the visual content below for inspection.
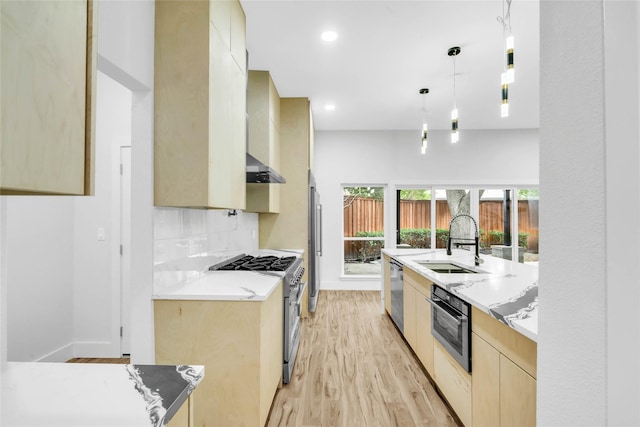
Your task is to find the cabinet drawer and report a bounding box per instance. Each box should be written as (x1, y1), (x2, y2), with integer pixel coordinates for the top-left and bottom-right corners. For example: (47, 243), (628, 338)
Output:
(434, 341), (472, 426)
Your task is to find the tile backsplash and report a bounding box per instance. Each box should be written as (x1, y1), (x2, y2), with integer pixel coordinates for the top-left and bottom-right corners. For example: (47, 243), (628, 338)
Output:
(154, 207), (258, 264)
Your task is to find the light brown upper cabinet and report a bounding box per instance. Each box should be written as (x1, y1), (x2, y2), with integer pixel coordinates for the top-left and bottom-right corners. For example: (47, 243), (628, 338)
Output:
(246, 70), (281, 213)
(154, 0), (246, 209)
(1, 0), (97, 195)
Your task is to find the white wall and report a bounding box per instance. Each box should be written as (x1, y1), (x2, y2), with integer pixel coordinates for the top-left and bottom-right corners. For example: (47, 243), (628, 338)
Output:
(97, 0), (155, 364)
(314, 128), (539, 290)
(538, 1), (640, 425)
(3, 198), (75, 362)
(154, 208), (258, 268)
(604, 2), (640, 423)
(72, 72), (132, 357)
(97, 0), (154, 90)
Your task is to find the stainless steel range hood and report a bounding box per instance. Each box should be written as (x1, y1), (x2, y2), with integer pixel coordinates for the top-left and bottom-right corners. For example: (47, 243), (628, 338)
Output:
(246, 153), (286, 184)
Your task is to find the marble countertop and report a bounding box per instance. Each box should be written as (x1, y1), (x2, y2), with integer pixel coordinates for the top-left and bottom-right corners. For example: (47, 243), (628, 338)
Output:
(153, 249), (303, 301)
(1, 362), (204, 427)
(382, 248), (538, 342)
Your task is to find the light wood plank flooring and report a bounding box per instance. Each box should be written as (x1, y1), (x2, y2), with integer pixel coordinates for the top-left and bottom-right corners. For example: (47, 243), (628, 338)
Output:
(266, 290), (459, 427)
(66, 357), (130, 364)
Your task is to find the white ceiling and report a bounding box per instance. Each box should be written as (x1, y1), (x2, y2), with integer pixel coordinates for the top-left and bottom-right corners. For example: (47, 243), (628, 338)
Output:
(241, 0), (539, 131)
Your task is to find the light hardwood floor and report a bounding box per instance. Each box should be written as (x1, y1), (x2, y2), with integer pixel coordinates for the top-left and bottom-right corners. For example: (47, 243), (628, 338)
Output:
(66, 357), (130, 364)
(266, 290), (459, 427)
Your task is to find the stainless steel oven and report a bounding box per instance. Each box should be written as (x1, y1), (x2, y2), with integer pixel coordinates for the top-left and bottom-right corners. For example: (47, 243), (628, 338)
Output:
(283, 259), (305, 384)
(429, 284), (471, 372)
(389, 257), (404, 332)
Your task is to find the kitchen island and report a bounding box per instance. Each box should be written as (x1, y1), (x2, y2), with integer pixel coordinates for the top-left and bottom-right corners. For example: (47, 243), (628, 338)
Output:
(382, 248), (538, 341)
(382, 248), (538, 427)
(1, 362), (204, 427)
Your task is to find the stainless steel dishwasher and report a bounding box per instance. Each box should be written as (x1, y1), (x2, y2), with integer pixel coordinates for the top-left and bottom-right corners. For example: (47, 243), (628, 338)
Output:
(389, 257), (404, 332)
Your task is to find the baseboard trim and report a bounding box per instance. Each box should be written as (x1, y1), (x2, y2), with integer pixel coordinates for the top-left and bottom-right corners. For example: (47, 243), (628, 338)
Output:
(36, 343), (74, 363)
(73, 341), (118, 358)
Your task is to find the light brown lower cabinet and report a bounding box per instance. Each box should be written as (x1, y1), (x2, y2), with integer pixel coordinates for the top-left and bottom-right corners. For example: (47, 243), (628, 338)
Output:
(154, 281), (283, 427)
(415, 291), (434, 376)
(471, 332), (501, 426)
(471, 307), (537, 427)
(403, 267), (434, 376)
(434, 341), (472, 427)
(499, 354), (536, 427)
(167, 395), (194, 427)
(403, 280), (418, 348)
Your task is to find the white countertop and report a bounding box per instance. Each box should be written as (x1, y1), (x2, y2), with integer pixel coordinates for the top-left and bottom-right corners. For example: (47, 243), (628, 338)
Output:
(153, 249), (303, 301)
(383, 248), (538, 342)
(1, 362), (204, 427)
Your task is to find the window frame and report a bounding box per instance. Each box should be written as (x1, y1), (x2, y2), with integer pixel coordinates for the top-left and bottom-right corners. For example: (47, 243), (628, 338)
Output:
(341, 184), (387, 279)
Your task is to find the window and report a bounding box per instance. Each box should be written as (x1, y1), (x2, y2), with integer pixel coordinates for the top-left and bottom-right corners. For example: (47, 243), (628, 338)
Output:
(392, 187), (539, 265)
(518, 188), (539, 265)
(397, 189), (432, 249)
(479, 189), (515, 260)
(343, 186), (385, 276)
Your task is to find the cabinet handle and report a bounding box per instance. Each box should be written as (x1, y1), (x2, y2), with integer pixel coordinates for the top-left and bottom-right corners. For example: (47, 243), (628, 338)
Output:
(428, 297), (466, 326)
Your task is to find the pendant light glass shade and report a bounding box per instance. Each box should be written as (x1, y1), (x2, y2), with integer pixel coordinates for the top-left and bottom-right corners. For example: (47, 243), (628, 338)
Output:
(421, 123), (428, 154)
(451, 108), (459, 143)
(505, 35), (515, 84)
(501, 72), (509, 117)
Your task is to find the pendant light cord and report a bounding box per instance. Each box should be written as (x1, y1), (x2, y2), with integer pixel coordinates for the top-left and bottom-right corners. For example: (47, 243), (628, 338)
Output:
(497, 0), (513, 71)
(497, 0), (512, 35)
(453, 55), (457, 109)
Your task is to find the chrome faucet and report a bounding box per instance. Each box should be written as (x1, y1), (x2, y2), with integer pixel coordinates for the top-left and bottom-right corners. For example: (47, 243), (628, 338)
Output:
(446, 213), (481, 266)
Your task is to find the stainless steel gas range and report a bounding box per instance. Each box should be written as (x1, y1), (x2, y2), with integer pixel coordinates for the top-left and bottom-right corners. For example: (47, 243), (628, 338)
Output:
(209, 253), (305, 384)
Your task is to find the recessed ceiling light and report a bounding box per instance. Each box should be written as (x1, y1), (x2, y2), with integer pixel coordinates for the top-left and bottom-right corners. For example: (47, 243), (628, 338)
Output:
(325, 104), (336, 111)
(321, 31), (338, 42)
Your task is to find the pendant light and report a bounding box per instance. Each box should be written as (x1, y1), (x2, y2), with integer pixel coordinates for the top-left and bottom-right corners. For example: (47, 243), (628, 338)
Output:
(419, 88), (429, 154)
(448, 46), (461, 143)
(498, 0), (514, 117)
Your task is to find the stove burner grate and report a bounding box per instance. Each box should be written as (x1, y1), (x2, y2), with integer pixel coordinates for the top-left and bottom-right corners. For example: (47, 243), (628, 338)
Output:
(209, 254), (297, 272)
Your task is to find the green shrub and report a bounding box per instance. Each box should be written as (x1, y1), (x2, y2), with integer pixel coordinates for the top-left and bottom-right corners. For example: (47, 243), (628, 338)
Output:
(397, 228), (450, 249)
(398, 228), (529, 250)
(351, 231), (384, 262)
(479, 229), (529, 249)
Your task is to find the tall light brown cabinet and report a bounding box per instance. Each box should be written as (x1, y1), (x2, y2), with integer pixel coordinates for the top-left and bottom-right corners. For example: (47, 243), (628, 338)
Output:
(1, 0), (96, 195)
(258, 98), (314, 315)
(154, 0), (246, 209)
(246, 70), (281, 213)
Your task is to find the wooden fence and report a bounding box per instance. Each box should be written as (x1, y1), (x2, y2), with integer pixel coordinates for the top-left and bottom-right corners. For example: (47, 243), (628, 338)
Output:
(344, 196), (539, 260)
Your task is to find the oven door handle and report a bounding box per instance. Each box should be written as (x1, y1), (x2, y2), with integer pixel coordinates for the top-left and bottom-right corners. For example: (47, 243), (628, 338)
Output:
(427, 296), (467, 326)
(295, 282), (307, 316)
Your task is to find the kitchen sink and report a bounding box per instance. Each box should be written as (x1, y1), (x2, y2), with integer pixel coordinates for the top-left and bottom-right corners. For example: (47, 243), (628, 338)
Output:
(414, 261), (484, 274)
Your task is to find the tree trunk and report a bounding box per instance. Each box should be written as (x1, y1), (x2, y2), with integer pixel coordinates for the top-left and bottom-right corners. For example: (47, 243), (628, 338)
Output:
(445, 189), (484, 245)
(446, 190), (472, 240)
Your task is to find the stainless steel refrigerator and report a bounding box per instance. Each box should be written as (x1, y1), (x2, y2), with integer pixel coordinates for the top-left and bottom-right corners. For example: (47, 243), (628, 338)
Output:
(308, 170), (322, 312)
